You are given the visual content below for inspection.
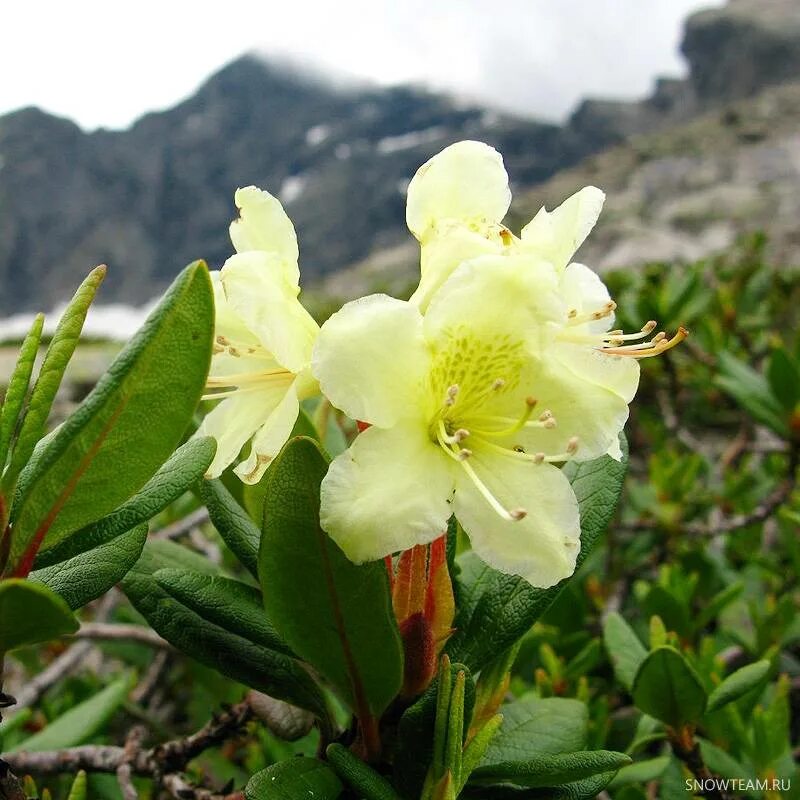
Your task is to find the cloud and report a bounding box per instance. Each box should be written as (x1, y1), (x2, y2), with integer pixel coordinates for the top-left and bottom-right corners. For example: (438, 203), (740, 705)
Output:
(2, 0), (722, 129)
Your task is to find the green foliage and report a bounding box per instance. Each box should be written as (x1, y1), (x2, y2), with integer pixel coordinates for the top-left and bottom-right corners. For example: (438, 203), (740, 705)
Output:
(7, 261), (214, 572)
(258, 436), (404, 719)
(245, 758), (343, 799)
(30, 523), (148, 609)
(121, 539), (331, 722)
(8, 677), (128, 752)
(35, 436), (217, 568)
(0, 578), (78, 653)
(631, 646), (707, 728)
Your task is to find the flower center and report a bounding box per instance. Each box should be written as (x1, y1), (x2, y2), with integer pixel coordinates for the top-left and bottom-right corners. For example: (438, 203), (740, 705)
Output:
(427, 328), (579, 523)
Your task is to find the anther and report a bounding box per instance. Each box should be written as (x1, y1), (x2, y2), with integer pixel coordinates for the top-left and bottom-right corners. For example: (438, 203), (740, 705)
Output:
(568, 308), (578, 319)
(533, 452), (545, 464)
(642, 320), (657, 334)
(445, 384), (460, 406)
(538, 410), (552, 422)
(454, 428), (470, 442)
(492, 378), (506, 390)
(525, 396), (537, 408)
(543, 417), (557, 429)
(566, 436), (579, 455)
(457, 449), (472, 461)
(509, 508), (527, 521)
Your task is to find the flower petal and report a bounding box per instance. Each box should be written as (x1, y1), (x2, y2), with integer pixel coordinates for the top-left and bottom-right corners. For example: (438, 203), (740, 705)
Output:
(423, 254), (564, 352)
(507, 356), (632, 460)
(520, 186), (605, 271)
(320, 423), (455, 562)
(409, 223), (503, 311)
(234, 381), (300, 484)
(229, 186), (300, 285)
(406, 141), (511, 241)
(221, 252), (319, 374)
(452, 446), (580, 588)
(312, 294), (429, 427)
(198, 390), (281, 479)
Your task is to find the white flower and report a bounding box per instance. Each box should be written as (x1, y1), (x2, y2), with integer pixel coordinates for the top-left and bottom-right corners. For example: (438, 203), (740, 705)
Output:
(198, 187), (319, 484)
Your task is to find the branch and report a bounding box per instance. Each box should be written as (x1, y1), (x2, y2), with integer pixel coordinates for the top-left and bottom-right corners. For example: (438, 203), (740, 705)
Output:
(2, 699), (254, 780)
(70, 623), (173, 650)
(154, 508), (209, 541)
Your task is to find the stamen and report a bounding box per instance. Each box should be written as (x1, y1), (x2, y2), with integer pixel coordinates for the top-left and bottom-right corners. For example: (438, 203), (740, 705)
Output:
(444, 384), (460, 407)
(458, 455), (525, 522)
(206, 368), (294, 388)
(492, 378), (506, 390)
(470, 397), (539, 438)
(601, 327), (688, 359)
(566, 301), (617, 326)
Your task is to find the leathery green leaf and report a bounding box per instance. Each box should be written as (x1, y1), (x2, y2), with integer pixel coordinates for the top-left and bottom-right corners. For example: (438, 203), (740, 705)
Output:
(122, 540), (330, 723)
(34, 437), (216, 568)
(3, 267), (106, 497)
(6, 261), (213, 577)
(0, 313), (44, 479)
(258, 437), (403, 718)
(245, 758), (343, 800)
(30, 524), (148, 610)
(631, 646), (707, 728)
(0, 578), (78, 653)
(9, 678), (129, 752)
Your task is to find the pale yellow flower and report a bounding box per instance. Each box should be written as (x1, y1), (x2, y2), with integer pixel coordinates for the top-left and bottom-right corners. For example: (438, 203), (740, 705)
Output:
(198, 187), (319, 484)
(311, 255), (615, 588)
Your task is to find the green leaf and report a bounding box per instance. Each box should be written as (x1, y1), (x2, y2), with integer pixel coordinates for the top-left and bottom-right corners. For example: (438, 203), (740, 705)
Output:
(394, 661), (475, 800)
(695, 582), (744, 631)
(447, 437), (628, 671)
(470, 750), (631, 788)
(0, 578), (78, 653)
(35, 437), (217, 568)
(6, 261), (214, 577)
(716, 351), (788, 437)
(631, 646), (707, 727)
(326, 743), (402, 800)
(602, 612), (648, 692)
(200, 478), (260, 578)
(3, 267), (106, 497)
(0, 314), (44, 477)
(767, 347), (800, 411)
(66, 771), (88, 800)
(480, 697), (587, 767)
(121, 540), (330, 722)
(30, 524), (148, 609)
(155, 568), (291, 655)
(9, 677), (128, 752)
(607, 756), (670, 788)
(258, 437), (403, 718)
(706, 660), (770, 714)
(245, 758), (343, 800)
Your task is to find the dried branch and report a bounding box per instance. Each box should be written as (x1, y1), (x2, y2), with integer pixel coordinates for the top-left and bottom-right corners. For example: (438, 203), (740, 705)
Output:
(154, 508), (210, 541)
(117, 727), (146, 800)
(70, 623), (173, 650)
(11, 641), (94, 711)
(3, 699), (254, 780)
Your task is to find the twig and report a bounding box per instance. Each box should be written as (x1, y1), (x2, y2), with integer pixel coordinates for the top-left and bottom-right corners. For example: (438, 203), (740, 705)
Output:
(162, 773), (243, 800)
(3, 699), (254, 779)
(117, 727), (146, 800)
(70, 623), (173, 650)
(668, 728), (734, 800)
(131, 651), (171, 706)
(11, 641), (94, 710)
(154, 508), (210, 541)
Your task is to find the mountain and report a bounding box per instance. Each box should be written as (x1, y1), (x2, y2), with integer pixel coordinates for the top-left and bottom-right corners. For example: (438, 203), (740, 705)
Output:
(1, 0), (798, 314)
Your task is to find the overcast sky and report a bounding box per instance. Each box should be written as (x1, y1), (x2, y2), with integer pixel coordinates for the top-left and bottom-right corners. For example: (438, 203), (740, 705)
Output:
(2, 1), (722, 130)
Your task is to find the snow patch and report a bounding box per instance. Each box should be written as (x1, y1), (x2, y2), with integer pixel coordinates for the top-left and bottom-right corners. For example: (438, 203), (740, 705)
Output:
(0, 301), (158, 343)
(376, 127), (446, 155)
(305, 124), (330, 146)
(279, 174), (307, 205)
